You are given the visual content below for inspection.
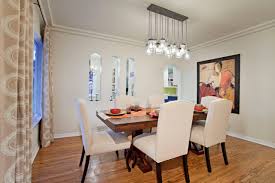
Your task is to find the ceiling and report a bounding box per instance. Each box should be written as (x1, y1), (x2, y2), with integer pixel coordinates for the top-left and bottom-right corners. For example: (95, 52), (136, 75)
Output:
(40, 0), (275, 47)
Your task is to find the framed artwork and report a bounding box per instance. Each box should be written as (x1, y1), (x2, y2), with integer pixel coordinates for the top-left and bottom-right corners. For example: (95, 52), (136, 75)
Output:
(197, 54), (240, 114)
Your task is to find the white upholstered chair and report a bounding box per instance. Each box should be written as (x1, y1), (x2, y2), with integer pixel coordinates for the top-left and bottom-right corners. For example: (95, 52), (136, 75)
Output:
(190, 98), (232, 173)
(85, 102), (109, 131)
(133, 101), (195, 183)
(201, 96), (220, 108)
(148, 95), (164, 133)
(148, 95), (164, 108)
(115, 95), (135, 109)
(76, 99), (131, 183)
(193, 96), (220, 127)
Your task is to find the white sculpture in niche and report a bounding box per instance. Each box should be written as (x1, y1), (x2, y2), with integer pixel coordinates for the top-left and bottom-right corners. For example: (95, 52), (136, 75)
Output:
(126, 58), (136, 96)
(110, 56), (120, 101)
(88, 53), (102, 101)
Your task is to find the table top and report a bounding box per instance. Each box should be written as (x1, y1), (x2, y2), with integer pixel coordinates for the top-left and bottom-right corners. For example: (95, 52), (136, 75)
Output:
(96, 109), (207, 133)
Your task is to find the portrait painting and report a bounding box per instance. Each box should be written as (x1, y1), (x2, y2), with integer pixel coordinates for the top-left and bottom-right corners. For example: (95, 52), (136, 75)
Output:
(197, 54), (240, 114)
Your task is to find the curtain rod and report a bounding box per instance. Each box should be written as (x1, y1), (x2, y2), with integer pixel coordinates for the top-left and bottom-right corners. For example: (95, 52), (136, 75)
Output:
(33, 1), (46, 25)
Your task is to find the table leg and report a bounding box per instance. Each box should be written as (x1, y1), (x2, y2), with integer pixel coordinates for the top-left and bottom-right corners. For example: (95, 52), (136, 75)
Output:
(190, 142), (204, 155)
(129, 130), (153, 173)
(135, 147), (152, 173)
(126, 146), (132, 172)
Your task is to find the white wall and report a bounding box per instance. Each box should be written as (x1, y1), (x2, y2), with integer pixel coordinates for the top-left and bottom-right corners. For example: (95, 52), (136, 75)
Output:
(32, 4), (44, 163)
(182, 27), (275, 146)
(51, 30), (184, 136)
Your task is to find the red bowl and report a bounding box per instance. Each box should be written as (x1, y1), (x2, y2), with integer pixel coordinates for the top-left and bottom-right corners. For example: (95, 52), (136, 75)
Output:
(194, 105), (206, 112)
(110, 108), (121, 114)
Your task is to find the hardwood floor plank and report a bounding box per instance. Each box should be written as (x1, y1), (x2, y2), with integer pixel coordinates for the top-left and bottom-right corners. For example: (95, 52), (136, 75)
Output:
(32, 136), (275, 183)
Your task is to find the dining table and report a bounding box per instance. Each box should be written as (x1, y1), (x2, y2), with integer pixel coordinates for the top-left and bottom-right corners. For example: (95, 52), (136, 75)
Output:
(96, 108), (207, 173)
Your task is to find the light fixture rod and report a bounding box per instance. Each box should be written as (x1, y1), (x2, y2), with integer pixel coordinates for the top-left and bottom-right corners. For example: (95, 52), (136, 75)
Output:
(185, 20), (188, 48)
(173, 19), (175, 43)
(160, 15), (163, 38)
(177, 20), (179, 44)
(181, 21), (184, 43)
(167, 17), (169, 42)
(148, 11), (151, 38)
(155, 12), (157, 39)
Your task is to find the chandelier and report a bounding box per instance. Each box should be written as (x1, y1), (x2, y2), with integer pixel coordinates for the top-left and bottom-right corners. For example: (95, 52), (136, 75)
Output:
(146, 4), (190, 60)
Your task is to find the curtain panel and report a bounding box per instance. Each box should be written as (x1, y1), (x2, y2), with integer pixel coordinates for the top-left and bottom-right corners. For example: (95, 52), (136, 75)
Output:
(41, 26), (54, 147)
(0, 0), (34, 182)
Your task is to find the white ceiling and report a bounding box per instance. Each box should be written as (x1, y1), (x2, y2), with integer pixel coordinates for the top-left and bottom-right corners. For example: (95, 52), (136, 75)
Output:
(41, 0), (275, 46)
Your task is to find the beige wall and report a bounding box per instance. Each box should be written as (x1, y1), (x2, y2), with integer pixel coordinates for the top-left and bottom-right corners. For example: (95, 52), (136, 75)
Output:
(51, 21), (275, 148)
(51, 30), (184, 136)
(182, 27), (275, 147)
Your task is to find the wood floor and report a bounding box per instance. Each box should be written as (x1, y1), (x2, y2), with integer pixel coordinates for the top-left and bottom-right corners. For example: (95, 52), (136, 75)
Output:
(32, 136), (275, 183)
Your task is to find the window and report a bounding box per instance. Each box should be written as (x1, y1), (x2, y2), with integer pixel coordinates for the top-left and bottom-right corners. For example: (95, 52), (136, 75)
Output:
(88, 53), (102, 101)
(32, 33), (43, 127)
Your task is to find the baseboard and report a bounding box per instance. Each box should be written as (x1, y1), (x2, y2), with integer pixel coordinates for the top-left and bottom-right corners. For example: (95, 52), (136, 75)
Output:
(32, 145), (40, 164)
(54, 131), (81, 139)
(53, 130), (275, 149)
(227, 131), (275, 149)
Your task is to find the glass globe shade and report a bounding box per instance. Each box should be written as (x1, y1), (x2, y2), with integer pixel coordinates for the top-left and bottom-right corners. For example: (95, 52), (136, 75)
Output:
(184, 50), (191, 60)
(148, 39), (157, 53)
(175, 48), (183, 58)
(171, 43), (177, 55)
(159, 38), (167, 49)
(146, 46), (152, 55)
(155, 42), (163, 54)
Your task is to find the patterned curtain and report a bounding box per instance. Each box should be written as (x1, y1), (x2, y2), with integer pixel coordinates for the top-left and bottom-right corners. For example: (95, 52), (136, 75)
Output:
(0, 0), (33, 182)
(41, 26), (54, 147)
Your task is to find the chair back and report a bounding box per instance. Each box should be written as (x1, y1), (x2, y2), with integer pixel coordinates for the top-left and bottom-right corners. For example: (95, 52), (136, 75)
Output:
(75, 98), (93, 153)
(204, 99), (232, 147)
(155, 100), (194, 162)
(148, 95), (164, 108)
(115, 95), (134, 109)
(201, 96), (220, 108)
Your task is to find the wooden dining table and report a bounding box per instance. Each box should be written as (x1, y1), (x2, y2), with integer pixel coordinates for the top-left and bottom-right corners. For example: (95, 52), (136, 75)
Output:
(96, 108), (207, 173)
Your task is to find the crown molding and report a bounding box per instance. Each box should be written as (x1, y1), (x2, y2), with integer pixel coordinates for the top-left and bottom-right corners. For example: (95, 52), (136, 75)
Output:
(50, 18), (275, 50)
(47, 0), (54, 25)
(190, 19), (275, 52)
(37, 0), (48, 25)
(51, 24), (145, 47)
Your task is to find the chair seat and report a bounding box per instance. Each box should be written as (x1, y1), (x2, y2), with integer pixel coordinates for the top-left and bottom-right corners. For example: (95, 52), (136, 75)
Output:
(190, 125), (205, 146)
(133, 133), (157, 161)
(90, 130), (131, 155)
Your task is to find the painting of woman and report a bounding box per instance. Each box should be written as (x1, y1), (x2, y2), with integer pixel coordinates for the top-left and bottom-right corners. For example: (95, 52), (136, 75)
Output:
(197, 55), (240, 113)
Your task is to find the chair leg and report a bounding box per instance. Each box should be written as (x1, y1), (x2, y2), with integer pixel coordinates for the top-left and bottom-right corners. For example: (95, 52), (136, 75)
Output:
(204, 147), (212, 173)
(221, 142), (229, 165)
(182, 155), (190, 183)
(81, 155), (90, 183)
(115, 150), (119, 159)
(126, 146), (132, 172)
(156, 162), (162, 183)
(79, 146), (85, 167)
(124, 149), (127, 159)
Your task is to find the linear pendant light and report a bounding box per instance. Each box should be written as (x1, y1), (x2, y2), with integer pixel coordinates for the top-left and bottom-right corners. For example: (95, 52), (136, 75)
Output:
(146, 4), (190, 60)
